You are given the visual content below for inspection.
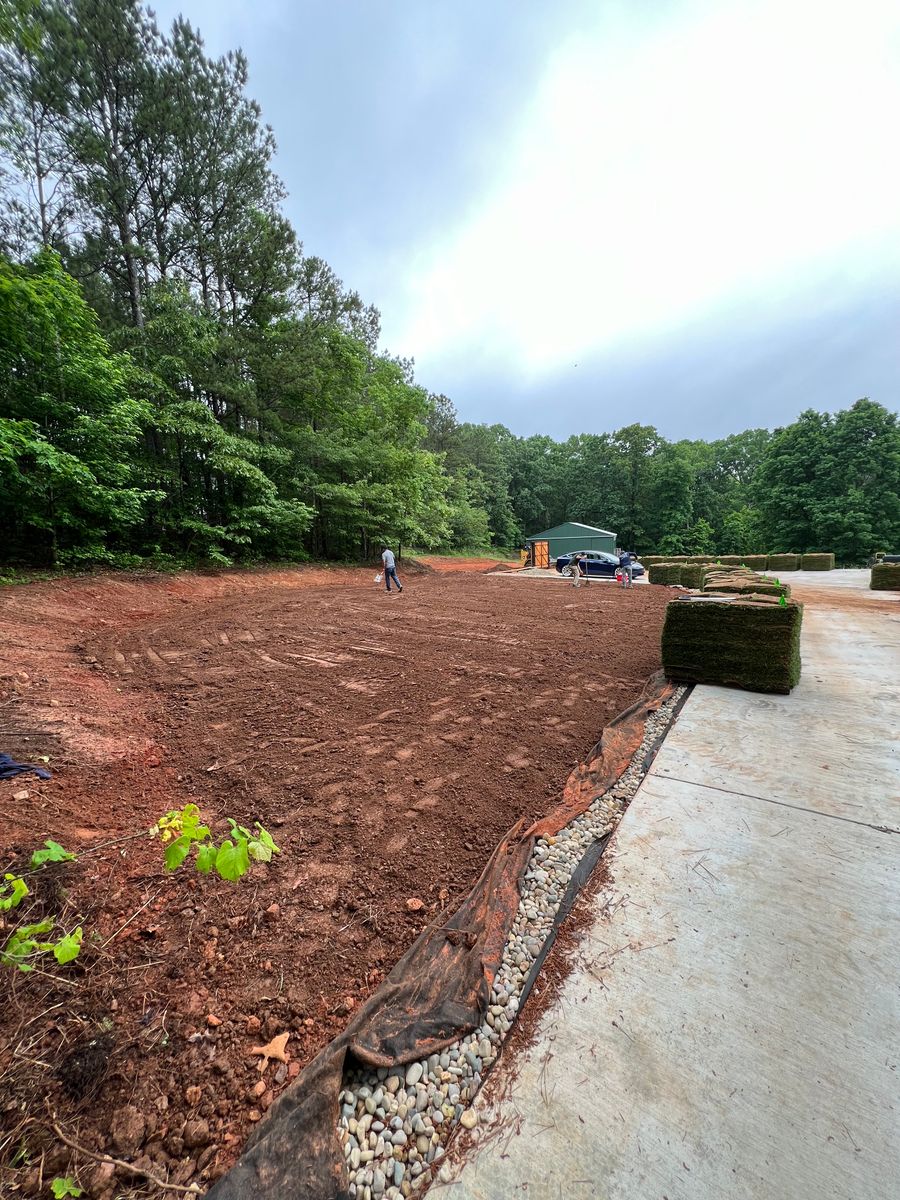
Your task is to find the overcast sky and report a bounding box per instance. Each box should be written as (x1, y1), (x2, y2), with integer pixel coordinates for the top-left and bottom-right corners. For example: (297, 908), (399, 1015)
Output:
(153, 0), (900, 440)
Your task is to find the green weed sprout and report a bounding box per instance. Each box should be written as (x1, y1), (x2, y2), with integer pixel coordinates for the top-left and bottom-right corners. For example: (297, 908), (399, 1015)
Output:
(153, 803), (280, 882)
(51, 1179), (83, 1198)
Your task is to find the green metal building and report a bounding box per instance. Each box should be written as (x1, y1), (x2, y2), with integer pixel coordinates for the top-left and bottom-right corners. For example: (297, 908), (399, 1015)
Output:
(526, 521), (617, 564)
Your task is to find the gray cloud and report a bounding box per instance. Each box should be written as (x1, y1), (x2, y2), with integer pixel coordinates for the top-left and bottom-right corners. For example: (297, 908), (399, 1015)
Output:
(151, 0), (899, 440)
(432, 281), (900, 439)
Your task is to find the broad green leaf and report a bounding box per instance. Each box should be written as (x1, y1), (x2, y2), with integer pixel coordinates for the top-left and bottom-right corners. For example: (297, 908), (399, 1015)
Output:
(164, 835), (193, 871)
(254, 824), (281, 855)
(17, 918), (55, 938)
(30, 839), (76, 868)
(0, 874), (29, 911)
(53, 927), (83, 965)
(2, 919), (55, 970)
(215, 837), (250, 882)
(195, 843), (217, 874)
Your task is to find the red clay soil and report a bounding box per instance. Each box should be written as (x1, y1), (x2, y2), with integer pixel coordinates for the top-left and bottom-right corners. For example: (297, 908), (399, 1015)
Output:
(0, 566), (669, 1198)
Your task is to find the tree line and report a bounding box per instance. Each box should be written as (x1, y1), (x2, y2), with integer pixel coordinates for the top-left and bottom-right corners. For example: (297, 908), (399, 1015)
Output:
(1, 0), (898, 568)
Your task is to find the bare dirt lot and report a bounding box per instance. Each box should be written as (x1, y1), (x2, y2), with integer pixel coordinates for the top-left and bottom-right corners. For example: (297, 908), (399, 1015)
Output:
(0, 564), (670, 1197)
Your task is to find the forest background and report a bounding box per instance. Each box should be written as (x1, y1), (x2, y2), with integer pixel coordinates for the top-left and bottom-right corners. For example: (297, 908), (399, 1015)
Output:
(1, 0), (898, 569)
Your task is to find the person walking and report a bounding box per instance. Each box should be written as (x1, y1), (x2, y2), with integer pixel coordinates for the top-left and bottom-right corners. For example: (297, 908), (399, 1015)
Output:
(381, 546), (403, 594)
(571, 552), (587, 587)
(618, 549), (635, 589)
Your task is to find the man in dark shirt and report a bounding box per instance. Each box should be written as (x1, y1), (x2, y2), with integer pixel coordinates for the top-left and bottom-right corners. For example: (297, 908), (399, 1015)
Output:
(618, 550), (634, 588)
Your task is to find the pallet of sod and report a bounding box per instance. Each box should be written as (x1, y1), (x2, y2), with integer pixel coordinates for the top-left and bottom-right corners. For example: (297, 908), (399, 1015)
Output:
(661, 593), (803, 694)
(767, 553), (800, 571)
(871, 563), (900, 591)
(648, 563), (683, 584)
(800, 553), (835, 570)
(739, 555), (769, 571)
(679, 563), (713, 588)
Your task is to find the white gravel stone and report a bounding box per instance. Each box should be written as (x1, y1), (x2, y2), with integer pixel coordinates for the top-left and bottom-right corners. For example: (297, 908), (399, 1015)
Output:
(335, 689), (686, 1190)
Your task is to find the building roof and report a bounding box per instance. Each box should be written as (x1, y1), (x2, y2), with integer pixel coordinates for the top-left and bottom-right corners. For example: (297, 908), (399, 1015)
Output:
(527, 521), (616, 540)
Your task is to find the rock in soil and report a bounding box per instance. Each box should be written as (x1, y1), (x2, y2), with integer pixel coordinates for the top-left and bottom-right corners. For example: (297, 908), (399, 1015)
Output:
(109, 1104), (146, 1155)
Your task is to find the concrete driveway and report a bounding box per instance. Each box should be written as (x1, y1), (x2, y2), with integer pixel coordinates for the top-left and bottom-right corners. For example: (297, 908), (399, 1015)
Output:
(433, 570), (899, 1200)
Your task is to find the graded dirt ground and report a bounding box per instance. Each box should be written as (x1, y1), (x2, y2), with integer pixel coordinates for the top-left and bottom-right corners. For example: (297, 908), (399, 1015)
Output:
(0, 564), (669, 1197)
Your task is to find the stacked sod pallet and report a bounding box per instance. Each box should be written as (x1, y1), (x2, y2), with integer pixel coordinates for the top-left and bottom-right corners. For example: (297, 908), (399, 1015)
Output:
(679, 564), (706, 588)
(647, 563), (684, 584)
(662, 593), (803, 694)
(767, 553), (800, 572)
(800, 553), (835, 570)
(644, 552), (836, 573)
(642, 555), (727, 567)
(871, 563), (900, 591)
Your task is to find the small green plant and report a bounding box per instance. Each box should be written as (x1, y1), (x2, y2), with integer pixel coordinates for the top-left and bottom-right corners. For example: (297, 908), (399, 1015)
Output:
(51, 1178), (83, 1198)
(30, 840), (76, 869)
(153, 803), (280, 882)
(778, 595), (787, 607)
(1, 918), (82, 972)
(3, 808), (281, 976)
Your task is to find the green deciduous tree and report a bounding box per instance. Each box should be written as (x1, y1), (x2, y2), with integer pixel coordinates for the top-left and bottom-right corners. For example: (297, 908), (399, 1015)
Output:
(0, 249), (153, 561)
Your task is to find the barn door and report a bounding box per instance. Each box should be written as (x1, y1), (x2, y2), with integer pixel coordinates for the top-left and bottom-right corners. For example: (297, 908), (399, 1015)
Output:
(533, 540), (550, 569)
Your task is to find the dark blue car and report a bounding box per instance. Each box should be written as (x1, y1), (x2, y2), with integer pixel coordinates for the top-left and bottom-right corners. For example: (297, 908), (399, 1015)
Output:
(555, 550), (645, 579)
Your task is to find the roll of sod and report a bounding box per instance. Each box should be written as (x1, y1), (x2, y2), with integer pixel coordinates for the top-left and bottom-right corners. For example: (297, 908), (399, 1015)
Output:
(648, 563), (683, 585)
(715, 555), (745, 567)
(639, 556), (668, 567)
(702, 568), (751, 587)
(710, 578), (791, 598)
(661, 594), (803, 694)
(740, 555), (769, 572)
(766, 553), (800, 572)
(800, 553), (835, 570)
(871, 563), (900, 590)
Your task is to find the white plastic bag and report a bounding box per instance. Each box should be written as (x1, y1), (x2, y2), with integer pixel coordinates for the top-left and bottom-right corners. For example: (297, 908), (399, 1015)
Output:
(374, 573), (383, 583)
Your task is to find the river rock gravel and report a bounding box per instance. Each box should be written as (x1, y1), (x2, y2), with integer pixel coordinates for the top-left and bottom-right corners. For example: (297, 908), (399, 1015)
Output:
(337, 686), (686, 1198)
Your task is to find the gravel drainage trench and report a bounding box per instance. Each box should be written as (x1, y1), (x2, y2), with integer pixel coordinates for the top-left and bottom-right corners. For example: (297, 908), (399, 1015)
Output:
(334, 685), (688, 1199)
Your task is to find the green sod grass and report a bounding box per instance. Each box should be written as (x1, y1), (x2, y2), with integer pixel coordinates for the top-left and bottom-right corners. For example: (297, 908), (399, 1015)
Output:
(871, 563), (900, 591)
(766, 554), (800, 572)
(800, 553), (834, 570)
(661, 594), (803, 694)
(648, 563), (683, 585)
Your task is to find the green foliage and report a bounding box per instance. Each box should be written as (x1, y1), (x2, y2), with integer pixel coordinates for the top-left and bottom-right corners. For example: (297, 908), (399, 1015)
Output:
(0, 872), (29, 910)
(2, 805), (281, 977)
(52, 926), (82, 964)
(154, 803), (280, 883)
(756, 401), (900, 562)
(0, 252), (155, 563)
(1, 916), (82, 971)
(29, 838), (75, 868)
(686, 518), (716, 556)
(51, 1180), (83, 1199)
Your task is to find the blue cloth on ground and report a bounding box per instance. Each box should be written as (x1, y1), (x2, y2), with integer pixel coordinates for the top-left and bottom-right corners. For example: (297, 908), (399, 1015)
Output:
(0, 753), (51, 781)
